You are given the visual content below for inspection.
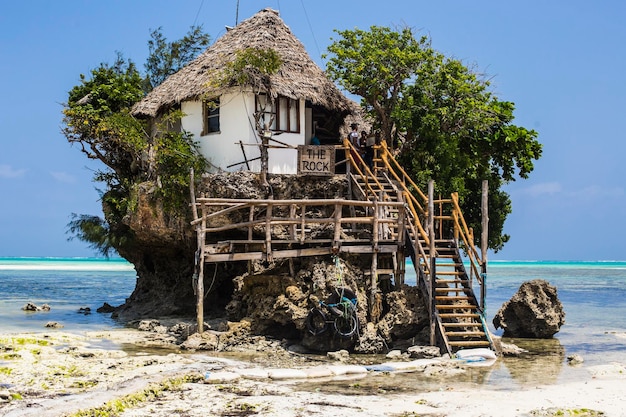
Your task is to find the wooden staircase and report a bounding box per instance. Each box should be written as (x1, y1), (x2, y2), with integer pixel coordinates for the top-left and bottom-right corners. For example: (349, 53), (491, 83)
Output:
(425, 239), (492, 351)
(345, 139), (494, 355)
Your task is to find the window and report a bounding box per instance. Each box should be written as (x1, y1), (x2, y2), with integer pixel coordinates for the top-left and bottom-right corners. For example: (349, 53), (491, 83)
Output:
(255, 94), (300, 133)
(255, 94), (276, 131)
(278, 96), (300, 133)
(202, 99), (220, 135)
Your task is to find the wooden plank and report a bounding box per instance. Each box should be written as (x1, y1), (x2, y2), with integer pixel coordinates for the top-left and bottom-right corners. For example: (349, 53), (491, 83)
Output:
(438, 313), (480, 319)
(190, 202), (251, 226)
(196, 197), (404, 209)
(289, 204), (297, 240)
(204, 246), (334, 262)
(446, 331), (485, 337)
(442, 322), (483, 327)
(448, 341), (490, 347)
(339, 245), (400, 254)
(436, 304), (477, 310)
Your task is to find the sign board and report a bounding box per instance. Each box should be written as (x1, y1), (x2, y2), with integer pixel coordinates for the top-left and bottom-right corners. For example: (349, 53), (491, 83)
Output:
(297, 145), (335, 176)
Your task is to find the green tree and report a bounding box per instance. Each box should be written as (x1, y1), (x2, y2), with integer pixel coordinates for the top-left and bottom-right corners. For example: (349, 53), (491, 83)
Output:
(326, 26), (542, 251)
(325, 26), (434, 147)
(144, 25), (210, 91)
(63, 28), (210, 256)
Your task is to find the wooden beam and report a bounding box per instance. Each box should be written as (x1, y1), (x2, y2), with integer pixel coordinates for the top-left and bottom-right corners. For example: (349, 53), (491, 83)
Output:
(428, 180), (436, 347)
(204, 246), (334, 262)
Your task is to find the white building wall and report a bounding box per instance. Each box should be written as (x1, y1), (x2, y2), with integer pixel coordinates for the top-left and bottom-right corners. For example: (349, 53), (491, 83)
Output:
(182, 93), (307, 174)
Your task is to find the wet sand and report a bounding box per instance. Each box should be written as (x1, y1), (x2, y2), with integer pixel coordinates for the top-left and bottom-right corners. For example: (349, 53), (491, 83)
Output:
(1, 329), (625, 416)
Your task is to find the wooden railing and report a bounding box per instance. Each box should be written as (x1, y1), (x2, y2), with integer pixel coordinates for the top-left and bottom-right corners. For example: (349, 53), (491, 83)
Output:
(191, 197), (406, 262)
(341, 139), (390, 202)
(343, 139), (486, 303)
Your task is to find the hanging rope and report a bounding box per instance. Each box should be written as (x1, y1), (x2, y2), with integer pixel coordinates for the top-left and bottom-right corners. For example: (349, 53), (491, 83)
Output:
(334, 255), (344, 289)
(192, 248), (201, 295)
(205, 263), (218, 297)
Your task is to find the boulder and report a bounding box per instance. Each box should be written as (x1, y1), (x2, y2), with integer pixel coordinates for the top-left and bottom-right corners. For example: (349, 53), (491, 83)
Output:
(354, 322), (386, 354)
(567, 354), (584, 365)
(327, 349), (350, 362)
(22, 302), (38, 311)
(493, 279), (565, 338)
(77, 307), (91, 315)
(137, 319), (168, 333)
(22, 302), (50, 312)
(407, 345), (441, 359)
(385, 349), (404, 359)
(181, 332), (220, 351)
(97, 302), (116, 313)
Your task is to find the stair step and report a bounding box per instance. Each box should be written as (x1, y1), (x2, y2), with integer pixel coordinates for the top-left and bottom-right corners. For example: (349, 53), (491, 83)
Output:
(363, 269), (396, 276)
(435, 296), (471, 302)
(445, 331), (486, 337)
(436, 279), (470, 285)
(449, 341), (491, 347)
(435, 287), (468, 293)
(436, 271), (463, 276)
(436, 304), (477, 310)
(421, 253), (457, 259)
(442, 322), (483, 328)
(439, 313), (480, 319)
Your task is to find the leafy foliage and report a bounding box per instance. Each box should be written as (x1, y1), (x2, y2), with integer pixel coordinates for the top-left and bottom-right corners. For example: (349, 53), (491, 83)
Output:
(326, 26), (542, 251)
(144, 25), (210, 91)
(325, 26), (434, 146)
(211, 47), (282, 95)
(63, 28), (210, 255)
(66, 214), (125, 258)
(63, 54), (145, 184)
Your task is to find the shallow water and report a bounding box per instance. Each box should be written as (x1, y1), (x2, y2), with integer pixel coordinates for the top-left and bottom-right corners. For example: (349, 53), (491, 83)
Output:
(1, 257), (625, 389)
(0, 257), (136, 332)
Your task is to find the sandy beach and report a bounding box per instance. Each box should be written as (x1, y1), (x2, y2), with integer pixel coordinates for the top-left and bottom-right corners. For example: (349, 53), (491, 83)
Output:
(1, 328), (625, 417)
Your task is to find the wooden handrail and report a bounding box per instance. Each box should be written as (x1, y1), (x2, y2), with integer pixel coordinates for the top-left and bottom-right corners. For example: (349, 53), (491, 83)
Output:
(404, 191), (430, 248)
(450, 193), (483, 283)
(373, 140), (486, 299)
(195, 198), (405, 245)
(378, 141), (428, 206)
(342, 139), (390, 201)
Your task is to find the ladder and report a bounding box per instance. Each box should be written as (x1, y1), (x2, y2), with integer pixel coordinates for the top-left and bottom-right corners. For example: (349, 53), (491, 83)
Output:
(345, 140), (494, 354)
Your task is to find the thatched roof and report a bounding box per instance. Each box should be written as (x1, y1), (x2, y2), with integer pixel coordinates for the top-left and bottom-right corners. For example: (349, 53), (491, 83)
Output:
(132, 8), (354, 118)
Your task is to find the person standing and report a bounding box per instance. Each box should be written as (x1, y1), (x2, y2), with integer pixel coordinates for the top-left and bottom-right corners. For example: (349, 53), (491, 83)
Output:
(348, 123), (360, 147)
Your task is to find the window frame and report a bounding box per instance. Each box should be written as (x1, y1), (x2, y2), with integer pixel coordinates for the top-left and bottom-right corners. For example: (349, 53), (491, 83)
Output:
(202, 98), (220, 135)
(255, 94), (300, 134)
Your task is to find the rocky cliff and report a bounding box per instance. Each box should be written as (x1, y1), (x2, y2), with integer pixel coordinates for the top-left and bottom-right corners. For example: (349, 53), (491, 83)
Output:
(110, 172), (429, 352)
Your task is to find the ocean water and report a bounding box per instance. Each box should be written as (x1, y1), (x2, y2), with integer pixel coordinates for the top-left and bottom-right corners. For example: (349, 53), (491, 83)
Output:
(0, 257), (136, 333)
(1, 258), (625, 368)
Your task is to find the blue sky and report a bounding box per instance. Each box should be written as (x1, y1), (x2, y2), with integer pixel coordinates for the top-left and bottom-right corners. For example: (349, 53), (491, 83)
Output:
(1, 1), (624, 260)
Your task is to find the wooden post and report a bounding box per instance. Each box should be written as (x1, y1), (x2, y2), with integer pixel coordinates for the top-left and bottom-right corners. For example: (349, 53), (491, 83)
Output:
(289, 204), (297, 240)
(333, 202), (342, 251)
(265, 202), (273, 262)
(370, 200), (380, 322)
(370, 252), (378, 322)
(395, 196), (405, 287)
(260, 131), (270, 191)
(300, 205), (306, 242)
(288, 203), (297, 277)
(248, 205), (254, 241)
(189, 168), (198, 221)
(428, 180), (436, 347)
(481, 180), (489, 311)
(197, 203), (207, 334)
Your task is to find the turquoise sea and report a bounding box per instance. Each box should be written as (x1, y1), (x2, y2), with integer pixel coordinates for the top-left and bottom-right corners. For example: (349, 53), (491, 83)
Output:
(0, 257), (136, 333)
(1, 257), (625, 370)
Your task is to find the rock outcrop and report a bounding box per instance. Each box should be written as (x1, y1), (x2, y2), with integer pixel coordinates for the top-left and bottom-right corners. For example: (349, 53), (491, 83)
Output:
(106, 172), (430, 353)
(493, 279), (565, 338)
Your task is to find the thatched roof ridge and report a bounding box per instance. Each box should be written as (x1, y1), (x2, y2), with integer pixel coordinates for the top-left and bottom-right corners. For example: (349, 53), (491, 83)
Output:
(132, 8), (354, 118)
